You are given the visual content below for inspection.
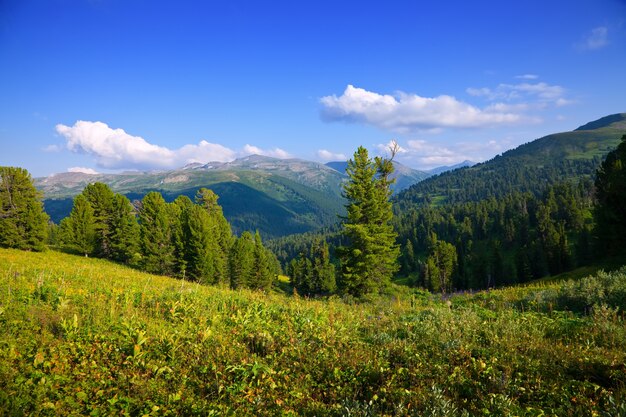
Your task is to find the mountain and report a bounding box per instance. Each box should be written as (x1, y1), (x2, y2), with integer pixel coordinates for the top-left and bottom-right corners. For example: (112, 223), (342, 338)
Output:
(395, 113), (626, 210)
(36, 155), (347, 238)
(426, 160), (475, 176)
(325, 160), (430, 192)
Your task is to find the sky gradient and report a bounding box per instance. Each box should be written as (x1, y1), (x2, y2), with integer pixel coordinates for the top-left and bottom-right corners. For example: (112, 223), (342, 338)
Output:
(1, 0), (625, 176)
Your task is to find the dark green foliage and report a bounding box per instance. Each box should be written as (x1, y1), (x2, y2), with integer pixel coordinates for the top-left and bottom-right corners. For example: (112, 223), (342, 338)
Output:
(81, 183), (115, 258)
(289, 239), (336, 296)
(396, 181), (592, 290)
(249, 231), (275, 291)
(181, 204), (222, 284)
(195, 188), (233, 284)
(339, 146), (399, 297)
(229, 231), (255, 289)
(594, 134), (626, 255)
(423, 233), (457, 293)
(108, 194), (139, 263)
(59, 194), (96, 256)
(139, 192), (176, 275)
(0, 167), (48, 251)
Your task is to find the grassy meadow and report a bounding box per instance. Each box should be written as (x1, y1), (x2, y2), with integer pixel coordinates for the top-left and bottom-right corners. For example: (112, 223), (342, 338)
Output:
(1, 248), (625, 416)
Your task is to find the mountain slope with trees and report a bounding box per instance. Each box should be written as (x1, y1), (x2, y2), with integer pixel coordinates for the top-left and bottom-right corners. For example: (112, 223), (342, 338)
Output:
(395, 113), (626, 210)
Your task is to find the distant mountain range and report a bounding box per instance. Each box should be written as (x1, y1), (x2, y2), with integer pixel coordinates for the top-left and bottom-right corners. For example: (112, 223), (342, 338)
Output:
(37, 154), (435, 238)
(35, 113), (626, 238)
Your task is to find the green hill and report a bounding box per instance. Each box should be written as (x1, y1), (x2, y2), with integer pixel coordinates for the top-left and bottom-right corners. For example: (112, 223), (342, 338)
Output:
(395, 113), (626, 209)
(1, 248), (625, 415)
(36, 156), (346, 238)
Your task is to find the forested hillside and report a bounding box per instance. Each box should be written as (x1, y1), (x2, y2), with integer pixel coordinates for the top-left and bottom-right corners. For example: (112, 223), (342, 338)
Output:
(390, 114), (626, 290)
(394, 113), (626, 210)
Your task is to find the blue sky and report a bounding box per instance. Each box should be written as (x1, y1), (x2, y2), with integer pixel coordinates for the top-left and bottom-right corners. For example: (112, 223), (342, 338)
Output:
(1, 0), (625, 177)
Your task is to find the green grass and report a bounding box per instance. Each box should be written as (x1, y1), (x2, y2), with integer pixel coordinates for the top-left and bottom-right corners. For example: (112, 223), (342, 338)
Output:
(1, 249), (626, 416)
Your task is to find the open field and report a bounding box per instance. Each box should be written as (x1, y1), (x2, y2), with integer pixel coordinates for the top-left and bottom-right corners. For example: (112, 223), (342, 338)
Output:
(1, 249), (625, 416)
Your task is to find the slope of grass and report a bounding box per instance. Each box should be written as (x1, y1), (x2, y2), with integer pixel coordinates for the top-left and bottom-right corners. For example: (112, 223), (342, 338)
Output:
(1, 249), (625, 416)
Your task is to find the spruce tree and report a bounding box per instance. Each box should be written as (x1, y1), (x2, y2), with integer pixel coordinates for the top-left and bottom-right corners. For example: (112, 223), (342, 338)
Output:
(338, 146), (399, 297)
(82, 182), (115, 258)
(195, 188), (233, 284)
(108, 193), (139, 263)
(59, 194), (96, 256)
(0, 167), (49, 251)
(139, 192), (176, 275)
(229, 231), (255, 289)
(182, 204), (223, 284)
(594, 134), (626, 255)
(249, 231), (274, 290)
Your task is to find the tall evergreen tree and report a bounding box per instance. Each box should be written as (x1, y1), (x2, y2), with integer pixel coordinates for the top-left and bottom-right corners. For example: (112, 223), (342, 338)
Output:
(170, 195), (194, 277)
(82, 182), (115, 258)
(249, 231), (274, 290)
(339, 146), (399, 296)
(59, 194), (96, 256)
(139, 192), (176, 275)
(108, 193), (139, 263)
(0, 167), (49, 251)
(229, 231), (255, 289)
(594, 134), (626, 255)
(182, 204), (223, 284)
(195, 188), (233, 284)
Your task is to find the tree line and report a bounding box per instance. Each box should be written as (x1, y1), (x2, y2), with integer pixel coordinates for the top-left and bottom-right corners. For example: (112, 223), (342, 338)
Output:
(0, 168), (280, 291)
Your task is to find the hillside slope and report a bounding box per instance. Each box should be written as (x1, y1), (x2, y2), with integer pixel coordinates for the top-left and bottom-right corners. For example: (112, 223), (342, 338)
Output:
(37, 156), (346, 238)
(1, 248), (625, 415)
(395, 113), (626, 209)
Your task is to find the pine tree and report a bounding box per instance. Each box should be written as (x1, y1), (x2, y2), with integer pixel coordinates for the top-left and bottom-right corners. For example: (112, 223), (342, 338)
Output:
(139, 192), (176, 275)
(195, 188), (233, 284)
(108, 193), (139, 263)
(0, 167), (49, 251)
(81, 182), (115, 258)
(60, 194), (96, 256)
(339, 146), (399, 297)
(249, 231), (274, 290)
(424, 233), (457, 293)
(309, 240), (336, 295)
(594, 134), (626, 255)
(170, 195), (194, 277)
(229, 231), (255, 289)
(182, 204), (223, 284)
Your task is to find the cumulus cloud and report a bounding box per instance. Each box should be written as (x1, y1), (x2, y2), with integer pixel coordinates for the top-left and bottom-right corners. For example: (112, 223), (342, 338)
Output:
(68, 167), (99, 175)
(242, 144), (291, 159)
(56, 121), (237, 170)
(320, 85), (523, 132)
(578, 26), (608, 50)
(317, 149), (347, 161)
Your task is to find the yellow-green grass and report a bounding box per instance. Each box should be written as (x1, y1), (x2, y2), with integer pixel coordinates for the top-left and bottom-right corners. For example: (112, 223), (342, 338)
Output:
(1, 249), (625, 416)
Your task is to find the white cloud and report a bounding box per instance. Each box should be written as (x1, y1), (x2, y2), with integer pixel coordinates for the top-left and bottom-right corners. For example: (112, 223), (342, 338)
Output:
(68, 167), (99, 175)
(242, 144), (291, 159)
(56, 121), (237, 170)
(376, 138), (512, 169)
(320, 85), (523, 132)
(466, 80), (570, 112)
(515, 74), (539, 80)
(579, 26), (608, 50)
(317, 149), (347, 161)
